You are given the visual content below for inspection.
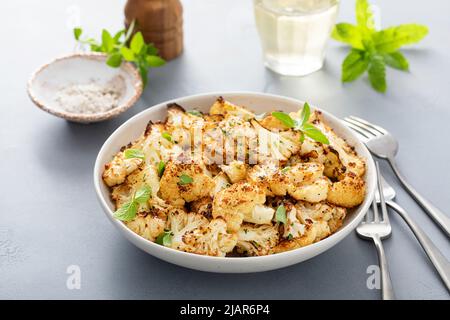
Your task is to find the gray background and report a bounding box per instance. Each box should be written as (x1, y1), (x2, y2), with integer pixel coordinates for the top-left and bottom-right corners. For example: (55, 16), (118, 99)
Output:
(0, 0), (449, 299)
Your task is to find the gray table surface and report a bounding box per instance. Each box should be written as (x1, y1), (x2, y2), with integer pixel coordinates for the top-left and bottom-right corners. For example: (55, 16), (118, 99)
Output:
(1, 0), (449, 300)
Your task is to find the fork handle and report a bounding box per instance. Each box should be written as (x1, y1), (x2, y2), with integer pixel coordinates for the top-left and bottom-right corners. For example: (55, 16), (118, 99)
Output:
(386, 200), (450, 292)
(388, 157), (450, 238)
(372, 234), (395, 300)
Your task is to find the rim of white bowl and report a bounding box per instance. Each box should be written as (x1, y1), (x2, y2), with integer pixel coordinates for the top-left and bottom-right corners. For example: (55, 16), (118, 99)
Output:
(27, 52), (143, 123)
(94, 91), (376, 264)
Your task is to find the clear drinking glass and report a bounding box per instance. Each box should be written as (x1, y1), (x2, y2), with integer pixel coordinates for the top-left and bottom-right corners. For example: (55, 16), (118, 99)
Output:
(253, 0), (339, 76)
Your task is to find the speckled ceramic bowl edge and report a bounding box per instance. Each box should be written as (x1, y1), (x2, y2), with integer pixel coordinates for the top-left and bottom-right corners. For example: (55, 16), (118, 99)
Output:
(27, 52), (143, 124)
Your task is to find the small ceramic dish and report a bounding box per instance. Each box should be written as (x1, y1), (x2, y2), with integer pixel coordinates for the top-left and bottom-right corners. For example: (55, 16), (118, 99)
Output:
(27, 52), (143, 123)
(94, 92), (377, 273)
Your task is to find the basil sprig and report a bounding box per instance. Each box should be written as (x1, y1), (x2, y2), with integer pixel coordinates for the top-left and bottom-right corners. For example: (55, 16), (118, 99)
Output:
(332, 0), (428, 92)
(272, 103), (329, 144)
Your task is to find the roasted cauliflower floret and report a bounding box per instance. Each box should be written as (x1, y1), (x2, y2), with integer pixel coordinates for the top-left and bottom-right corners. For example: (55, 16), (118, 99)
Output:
(111, 164), (161, 212)
(159, 160), (215, 206)
(210, 97), (255, 120)
(327, 173), (366, 208)
(182, 218), (238, 257)
(212, 182), (267, 232)
(103, 152), (143, 187)
(250, 163), (330, 203)
(251, 120), (301, 163)
(236, 223), (279, 256)
(189, 197), (213, 218)
(210, 172), (231, 197)
(126, 211), (166, 242)
(166, 209), (209, 250)
(221, 161), (247, 183)
(282, 203), (306, 239)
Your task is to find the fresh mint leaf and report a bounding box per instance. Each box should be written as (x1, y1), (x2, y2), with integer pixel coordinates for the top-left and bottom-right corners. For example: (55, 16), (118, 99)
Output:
(302, 123), (330, 145)
(130, 32), (145, 54)
(332, 23), (364, 49)
(368, 55), (387, 93)
(162, 132), (172, 142)
(342, 49), (369, 82)
(178, 174), (193, 186)
(156, 231), (172, 246)
(187, 110), (203, 117)
(72, 20), (165, 88)
(271, 111), (296, 128)
(275, 205), (287, 224)
(300, 102), (311, 126)
(124, 148), (145, 160)
(281, 166), (291, 173)
(134, 185), (152, 204)
(101, 29), (114, 52)
(113, 201), (138, 222)
(113, 30), (125, 43)
(106, 53), (123, 68)
(356, 0), (374, 32)
(157, 161), (165, 177)
(120, 46), (135, 62)
(73, 27), (82, 40)
(383, 51), (409, 71)
(372, 24), (429, 53)
(146, 55), (166, 67)
(332, 0), (427, 92)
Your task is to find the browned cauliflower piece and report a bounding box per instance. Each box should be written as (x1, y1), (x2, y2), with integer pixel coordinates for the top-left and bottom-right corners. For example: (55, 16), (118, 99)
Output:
(327, 173), (366, 208)
(126, 209), (166, 242)
(182, 218), (238, 257)
(235, 223), (280, 256)
(159, 159), (215, 206)
(220, 161), (247, 183)
(248, 163), (330, 203)
(210, 97), (255, 120)
(103, 152), (143, 187)
(212, 182), (268, 232)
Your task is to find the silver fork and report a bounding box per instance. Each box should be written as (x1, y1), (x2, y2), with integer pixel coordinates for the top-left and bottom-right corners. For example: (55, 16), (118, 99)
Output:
(356, 162), (395, 300)
(379, 175), (450, 292)
(343, 116), (450, 238)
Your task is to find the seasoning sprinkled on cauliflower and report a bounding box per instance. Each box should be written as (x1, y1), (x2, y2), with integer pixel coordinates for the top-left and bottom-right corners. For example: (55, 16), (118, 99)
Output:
(159, 159), (215, 206)
(182, 218), (238, 257)
(212, 182), (266, 232)
(236, 223), (279, 256)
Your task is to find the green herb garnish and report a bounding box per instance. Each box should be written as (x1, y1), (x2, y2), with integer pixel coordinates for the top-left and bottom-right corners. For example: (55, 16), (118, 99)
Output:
(73, 20), (165, 87)
(162, 132), (172, 142)
(187, 110), (203, 117)
(275, 204), (287, 224)
(113, 185), (151, 221)
(287, 234), (293, 240)
(157, 161), (166, 178)
(332, 0), (428, 92)
(178, 174), (193, 185)
(156, 230), (173, 247)
(124, 148), (145, 160)
(281, 166), (291, 173)
(272, 103), (329, 144)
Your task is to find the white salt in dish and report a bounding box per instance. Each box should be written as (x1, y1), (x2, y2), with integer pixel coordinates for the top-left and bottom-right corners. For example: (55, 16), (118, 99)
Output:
(27, 53), (143, 123)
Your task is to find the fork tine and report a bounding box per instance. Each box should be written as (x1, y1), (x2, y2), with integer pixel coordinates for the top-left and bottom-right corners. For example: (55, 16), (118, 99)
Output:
(345, 117), (381, 137)
(375, 161), (389, 223)
(372, 193), (380, 222)
(342, 120), (371, 142)
(349, 116), (389, 135)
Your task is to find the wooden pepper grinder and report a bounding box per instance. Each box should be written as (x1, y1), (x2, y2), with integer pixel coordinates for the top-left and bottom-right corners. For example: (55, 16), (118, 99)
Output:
(124, 0), (183, 61)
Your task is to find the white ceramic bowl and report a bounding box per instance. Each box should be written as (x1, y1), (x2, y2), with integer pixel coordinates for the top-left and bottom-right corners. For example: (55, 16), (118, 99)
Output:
(28, 53), (143, 123)
(94, 92), (376, 273)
